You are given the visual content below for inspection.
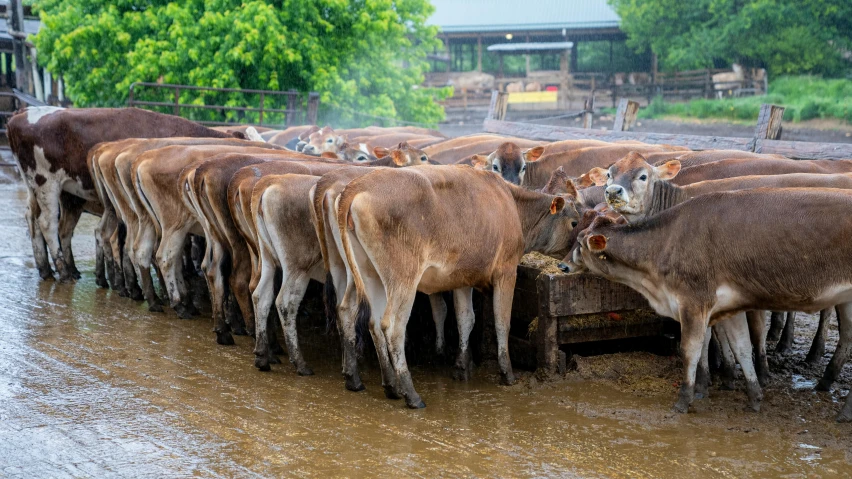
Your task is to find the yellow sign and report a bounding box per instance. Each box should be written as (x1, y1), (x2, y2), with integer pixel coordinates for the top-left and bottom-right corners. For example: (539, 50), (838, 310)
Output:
(507, 91), (558, 104)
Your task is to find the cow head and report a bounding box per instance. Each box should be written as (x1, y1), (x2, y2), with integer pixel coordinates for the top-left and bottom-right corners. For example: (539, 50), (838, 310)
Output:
(334, 142), (376, 163)
(523, 191), (582, 257)
(302, 126), (345, 155)
(558, 209), (625, 274)
(373, 142), (431, 166)
(586, 151), (681, 222)
(539, 166), (595, 196)
(484, 142), (545, 185)
(294, 125), (321, 152)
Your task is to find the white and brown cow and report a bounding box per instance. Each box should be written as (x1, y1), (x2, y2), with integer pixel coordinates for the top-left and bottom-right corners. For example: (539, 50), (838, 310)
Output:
(6, 106), (245, 282)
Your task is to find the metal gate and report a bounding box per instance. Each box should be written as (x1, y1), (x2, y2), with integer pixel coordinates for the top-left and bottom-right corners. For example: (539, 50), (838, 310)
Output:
(127, 82), (319, 128)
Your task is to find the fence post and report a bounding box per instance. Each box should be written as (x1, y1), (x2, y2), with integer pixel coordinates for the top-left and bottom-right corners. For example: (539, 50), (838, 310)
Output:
(582, 93), (595, 129)
(486, 90), (508, 121)
(704, 69), (712, 99)
(128, 83), (135, 108)
(173, 87), (180, 116)
(258, 92), (264, 125)
(307, 92), (320, 125)
(612, 98), (639, 132)
(286, 92), (297, 127)
(748, 103), (785, 152)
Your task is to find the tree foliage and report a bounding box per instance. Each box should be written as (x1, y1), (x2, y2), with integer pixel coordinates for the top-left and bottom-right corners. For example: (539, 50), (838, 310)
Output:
(33, 0), (450, 126)
(609, 0), (852, 76)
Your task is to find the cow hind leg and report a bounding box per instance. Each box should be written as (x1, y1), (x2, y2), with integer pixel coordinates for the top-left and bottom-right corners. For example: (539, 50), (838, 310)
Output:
(428, 293), (448, 357)
(718, 314), (763, 412)
(817, 302), (852, 391)
(381, 283), (422, 408)
(34, 180), (72, 282)
(713, 327), (737, 391)
(334, 272), (364, 392)
(25, 188), (53, 280)
(767, 311), (785, 342)
(451, 288), (475, 381)
(776, 311), (796, 355)
(157, 229), (195, 319)
(275, 272), (313, 376)
(747, 310), (769, 386)
(252, 248), (278, 372)
(806, 307), (831, 365)
(58, 192), (84, 280)
(695, 327), (712, 398)
(121, 233), (143, 301)
(674, 307), (709, 413)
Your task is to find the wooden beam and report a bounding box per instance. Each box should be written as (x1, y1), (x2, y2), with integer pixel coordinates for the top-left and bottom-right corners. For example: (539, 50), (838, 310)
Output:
(756, 139), (852, 160)
(612, 98), (639, 131)
(754, 103), (785, 140)
(483, 119), (754, 151)
(538, 273), (648, 318)
(477, 35), (482, 72)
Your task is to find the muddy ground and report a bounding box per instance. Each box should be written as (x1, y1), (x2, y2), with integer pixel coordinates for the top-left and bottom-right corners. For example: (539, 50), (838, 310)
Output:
(0, 175), (851, 476)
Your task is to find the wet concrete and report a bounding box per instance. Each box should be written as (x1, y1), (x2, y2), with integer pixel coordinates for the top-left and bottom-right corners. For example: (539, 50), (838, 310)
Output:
(1, 181), (850, 478)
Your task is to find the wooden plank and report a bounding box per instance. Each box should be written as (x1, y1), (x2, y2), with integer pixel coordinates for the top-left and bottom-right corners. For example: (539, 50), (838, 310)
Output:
(558, 316), (671, 344)
(483, 119), (753, 151)
(535, 274), (559, 373)
(756, 139), (852, 161)
(582, 94), (595, 129)
(613, 98), (639, 132)
(486, 90), (509, 121)
(539, 273), (648, 317)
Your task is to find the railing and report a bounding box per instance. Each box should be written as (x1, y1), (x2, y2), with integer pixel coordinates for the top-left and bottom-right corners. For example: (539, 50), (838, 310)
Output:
(127, 82), (320, 128)
(0, 88), (49, 137)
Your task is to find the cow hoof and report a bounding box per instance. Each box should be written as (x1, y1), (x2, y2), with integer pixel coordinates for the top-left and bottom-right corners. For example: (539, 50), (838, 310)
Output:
(148, 303), (164, 313)
(345, 377), (366, 392)
(775, 345), (793, 356)
(452, 367), (471, 382)
(383, 385), (402, 400)
(673, 397), (692, 414)
(173, 304), (194, 320)
(254, 357), (271, 372)
(232, 325), (249, 336)
(71, 269), (82, 280)
(118, 289), (130, 298)
(815, 379), (833, 392)
(694, 391), (706, 400)
(216, 331), (235, 346)
(58, 274), (76, 284)
(296, 366), (314, 376)
(268, 355), (282, 365)
(406, 399), (426, 409)
(38, 268), (54, 280)
(837, 412), (852, 423)
(270, 342), (286, 356)
(720, 381), (735, 391)
(96, 277), (109, 289)
(745, 403), (761, 413)
(129, 290), (144, 301)
(500, 372), (516, 386)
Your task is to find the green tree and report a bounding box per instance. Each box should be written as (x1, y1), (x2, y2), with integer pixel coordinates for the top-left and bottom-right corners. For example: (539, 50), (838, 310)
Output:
(609, 0), (852, 76)
(33, 0), (450, 126)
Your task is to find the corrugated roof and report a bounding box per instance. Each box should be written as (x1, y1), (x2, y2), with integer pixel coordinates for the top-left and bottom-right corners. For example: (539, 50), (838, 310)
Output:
(428, 0), (620, 33)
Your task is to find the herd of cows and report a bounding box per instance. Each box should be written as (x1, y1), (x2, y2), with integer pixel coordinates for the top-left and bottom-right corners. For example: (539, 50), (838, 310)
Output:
(6, 106), (852, 421)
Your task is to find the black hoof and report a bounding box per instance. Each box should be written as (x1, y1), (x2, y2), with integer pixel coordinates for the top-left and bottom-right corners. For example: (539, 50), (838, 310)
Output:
(71, 269), (82, 280)
(255, 357), (271, 372)
(720, 381), (735, 391)
(118, 289), (130, 298)
(96, 278), (109, 289)
(232, 325), (249, 336)
(452, 367), (471, 382)
(406, 399), (426, 409)
(129, 290), (144, 301)
(148, 303), (164, 313)
(745, 403), (761, 413)
(296, 367), (314, 376)
(38, 269), (55, 281)
(268, 354), (282, 365)
(173, 304), (194, 320)
(500, 373), (516, 386)
(815, 379), (832, 392)
(775, 345), (793, 356)
(837, 412), (852, 423)
(345, 378), (366, 392)
(383, 385), (402, 400)
(216, 331), (235, 346)
(673, 401), (691, 414)
(58, 274), (76, 284)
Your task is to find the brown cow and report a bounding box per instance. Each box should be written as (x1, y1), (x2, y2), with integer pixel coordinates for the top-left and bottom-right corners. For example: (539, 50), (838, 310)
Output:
(423, 135), (544, 164)
(466, 142), (545, 185)
(570, 189), (852, 419)
(301, 126), (346, 156)
(266, 125), (318, 147)
(673, 157), (852, 185)
(337, 165), (580, 407)
(7, 106), (244, 281)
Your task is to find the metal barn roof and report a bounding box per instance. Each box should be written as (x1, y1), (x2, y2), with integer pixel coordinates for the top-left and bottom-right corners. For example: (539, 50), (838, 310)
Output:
(427, 0), (620, 34)
(487, 42), (574, 52)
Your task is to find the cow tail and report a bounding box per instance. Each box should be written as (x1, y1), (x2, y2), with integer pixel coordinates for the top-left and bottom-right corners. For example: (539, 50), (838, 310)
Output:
(337, 189), (371, 351)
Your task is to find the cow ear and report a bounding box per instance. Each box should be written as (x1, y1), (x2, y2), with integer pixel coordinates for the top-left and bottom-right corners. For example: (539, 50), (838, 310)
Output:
(373, 147), (390, 158)
(232, 131), (248, 140)
(587, 167), (609, 186)
(335, 135), (345, 147)
(654, 160), (681, 180)
(549, 196), (565, 215)
(391, 149), (407, 166)
(575, 172), (596, 188)
(587, 234), (607, 252)
(470, 154), (488, 169)
(321, 152), (339, 159)
(524, 146), (546, 162)
(564, 179), (579, 199)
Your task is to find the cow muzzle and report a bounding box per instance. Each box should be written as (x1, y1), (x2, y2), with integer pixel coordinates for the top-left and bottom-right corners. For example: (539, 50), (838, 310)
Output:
(605, 185), (629, 208)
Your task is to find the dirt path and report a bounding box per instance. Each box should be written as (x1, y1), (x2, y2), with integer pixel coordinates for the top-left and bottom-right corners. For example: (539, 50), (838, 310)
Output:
(0, 182), (849, 477)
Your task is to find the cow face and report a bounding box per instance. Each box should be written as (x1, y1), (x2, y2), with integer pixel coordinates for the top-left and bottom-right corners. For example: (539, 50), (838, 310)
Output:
(373, 142), (430, 166)
(558, 209), (625, 274)
(525, 193), (581, 256)
(293, 125), (321, 152)
(335, 143), (376, 163)
(587, 151), (681, 221)
(302, 126), (345, 155)
(485, 143), (545, 185)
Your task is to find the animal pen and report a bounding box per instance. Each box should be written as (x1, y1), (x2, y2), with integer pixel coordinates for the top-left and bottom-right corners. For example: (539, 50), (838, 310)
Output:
(486, 91), (852, 374)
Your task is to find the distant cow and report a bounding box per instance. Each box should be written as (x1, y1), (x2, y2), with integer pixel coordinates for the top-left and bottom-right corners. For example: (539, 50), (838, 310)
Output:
(6, 107), (245, 282)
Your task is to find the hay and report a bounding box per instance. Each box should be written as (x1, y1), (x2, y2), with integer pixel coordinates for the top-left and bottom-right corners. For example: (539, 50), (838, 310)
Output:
(520, 252), (565, 275)
(562, 309), (659, 331)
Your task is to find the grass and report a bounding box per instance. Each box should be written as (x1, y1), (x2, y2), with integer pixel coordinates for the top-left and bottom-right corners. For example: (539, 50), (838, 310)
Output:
(619, 76), (852, 124)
